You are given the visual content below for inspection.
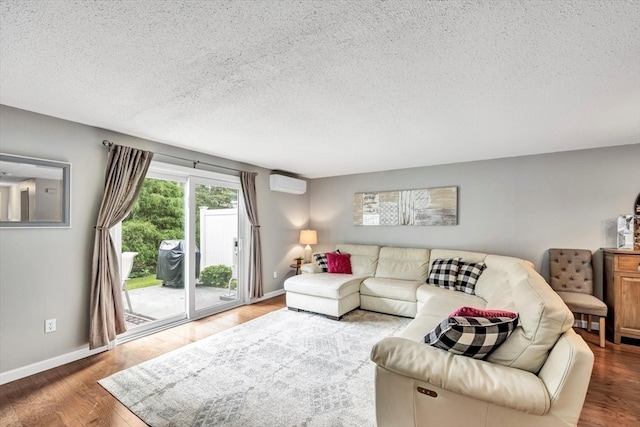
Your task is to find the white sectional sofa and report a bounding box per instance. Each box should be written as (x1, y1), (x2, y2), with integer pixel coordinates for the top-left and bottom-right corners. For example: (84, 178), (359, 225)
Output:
(283, 244), (594, 427)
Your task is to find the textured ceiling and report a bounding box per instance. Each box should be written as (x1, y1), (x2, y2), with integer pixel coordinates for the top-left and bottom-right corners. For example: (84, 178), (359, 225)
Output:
(1, 1), (638, 178)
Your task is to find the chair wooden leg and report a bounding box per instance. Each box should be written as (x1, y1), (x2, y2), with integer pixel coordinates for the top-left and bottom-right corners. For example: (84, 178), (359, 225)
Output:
(599, 317), (606, 348)
(587, 314), (592, 332)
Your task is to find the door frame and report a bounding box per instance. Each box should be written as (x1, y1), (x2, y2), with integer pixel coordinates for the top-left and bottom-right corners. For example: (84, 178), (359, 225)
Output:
(115, 161), (248, 344)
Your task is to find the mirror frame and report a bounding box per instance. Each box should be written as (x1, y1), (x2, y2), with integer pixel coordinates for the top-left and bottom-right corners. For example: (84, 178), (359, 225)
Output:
(0, 153), (71, 228)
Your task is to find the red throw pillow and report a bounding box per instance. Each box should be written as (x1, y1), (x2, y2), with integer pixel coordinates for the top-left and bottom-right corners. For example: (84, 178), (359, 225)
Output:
(326, 252), (352, 274)
(449, 306), (517, 319)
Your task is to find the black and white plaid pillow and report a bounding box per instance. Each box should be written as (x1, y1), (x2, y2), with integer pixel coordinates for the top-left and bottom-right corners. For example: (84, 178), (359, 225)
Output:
(313, 253), (329, 272)
(424, 315), (519, 359)
(427, 258), (461, 290)
(456, 262), (486, 294)
(313, 250), (340, 272)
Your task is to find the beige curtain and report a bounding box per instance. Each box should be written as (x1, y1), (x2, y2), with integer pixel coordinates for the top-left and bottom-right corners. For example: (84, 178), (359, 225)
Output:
(89, 145), (153, 349)
(240, 171), (263, 298)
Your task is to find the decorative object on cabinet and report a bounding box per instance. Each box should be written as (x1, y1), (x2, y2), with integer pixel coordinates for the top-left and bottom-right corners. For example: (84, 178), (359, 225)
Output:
(634, 193), (640, 250)
(617, 215), (635, 249)
(353, 186), (457, 226)
(549, 249), (607, 347)
(603, 249), (640, 344)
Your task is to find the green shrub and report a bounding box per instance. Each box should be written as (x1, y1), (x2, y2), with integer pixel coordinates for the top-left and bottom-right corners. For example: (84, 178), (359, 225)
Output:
(122, 220), (163, 277)
(200, 265), (232, 287)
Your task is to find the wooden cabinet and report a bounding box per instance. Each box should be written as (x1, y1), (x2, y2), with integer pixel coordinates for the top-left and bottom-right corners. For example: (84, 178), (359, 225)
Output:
(603, 249), (640, 344)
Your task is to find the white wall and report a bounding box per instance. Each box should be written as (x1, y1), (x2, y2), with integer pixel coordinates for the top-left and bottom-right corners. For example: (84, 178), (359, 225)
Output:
(0, 105), (310, 375)
(310, 144), (640, 299)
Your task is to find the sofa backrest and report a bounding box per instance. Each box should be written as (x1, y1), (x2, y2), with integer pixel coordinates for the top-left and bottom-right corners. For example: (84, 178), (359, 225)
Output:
(375, 247), (430, 281)
(428, 249), (487, 271)
(336, 244), (380, 276)
(484, 256), (575, 373)
(475, 254), (522, 310)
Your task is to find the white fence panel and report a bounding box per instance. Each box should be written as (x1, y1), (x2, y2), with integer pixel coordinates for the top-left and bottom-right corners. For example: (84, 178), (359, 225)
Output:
(200, 208), (238, 271)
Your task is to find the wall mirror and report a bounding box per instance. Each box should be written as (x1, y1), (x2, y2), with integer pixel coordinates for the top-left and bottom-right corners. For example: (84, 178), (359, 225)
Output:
(0, 154), (71, 228)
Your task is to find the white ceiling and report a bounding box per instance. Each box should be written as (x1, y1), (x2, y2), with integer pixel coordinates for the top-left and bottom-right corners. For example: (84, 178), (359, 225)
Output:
(1, 1), (638, 178)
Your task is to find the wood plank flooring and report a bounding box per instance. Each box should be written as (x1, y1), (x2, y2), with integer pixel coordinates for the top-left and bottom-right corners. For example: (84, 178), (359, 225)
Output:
(1, 295), (638, 426)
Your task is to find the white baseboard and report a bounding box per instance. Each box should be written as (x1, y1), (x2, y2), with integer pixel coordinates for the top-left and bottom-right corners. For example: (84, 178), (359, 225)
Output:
(0, 344), (109, 385)
(574, 319), (601, 331)
(250, 289), (286, 304)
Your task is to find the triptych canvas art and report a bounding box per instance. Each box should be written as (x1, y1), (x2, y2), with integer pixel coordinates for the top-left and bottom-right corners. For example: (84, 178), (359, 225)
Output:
(353, 186), (458, 226)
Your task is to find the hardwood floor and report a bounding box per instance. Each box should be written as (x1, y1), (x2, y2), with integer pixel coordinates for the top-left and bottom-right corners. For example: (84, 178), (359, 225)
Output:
(0, 296), (286, 427)
(574, 329), (640, 427)
(1, 295), (638, 426)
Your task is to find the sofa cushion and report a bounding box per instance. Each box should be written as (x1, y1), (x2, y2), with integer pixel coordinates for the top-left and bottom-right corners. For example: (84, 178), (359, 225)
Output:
(456, 261), (486, 294)
(284, 273), (365, 299)
(336, 244), (380, 276)
(361, 277), (422, 302)
(301, 263), (322, 274)
(427, 258), (460, 290)
(375, 247), (430, 282)
(416, 284), (486, 315)
(425, 315), (519, 359)
(326, 252), (352, 274)
(429, 249), (487, 271)
(474, 268), (511, 303)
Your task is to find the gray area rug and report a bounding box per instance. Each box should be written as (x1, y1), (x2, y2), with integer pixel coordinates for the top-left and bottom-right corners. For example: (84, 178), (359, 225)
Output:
(99, 308), (411, 427)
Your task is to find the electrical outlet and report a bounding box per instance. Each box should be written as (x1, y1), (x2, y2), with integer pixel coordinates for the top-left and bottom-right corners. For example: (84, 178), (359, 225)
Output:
(273, 271), (278, 279)
(45, 318), (56, 333)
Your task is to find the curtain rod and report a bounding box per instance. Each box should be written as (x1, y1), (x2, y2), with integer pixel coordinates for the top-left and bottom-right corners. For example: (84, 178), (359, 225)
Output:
(102, 140), (247, 174)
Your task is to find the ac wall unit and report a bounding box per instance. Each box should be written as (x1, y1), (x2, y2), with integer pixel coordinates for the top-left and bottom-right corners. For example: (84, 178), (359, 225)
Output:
(269, 174), (307, 195)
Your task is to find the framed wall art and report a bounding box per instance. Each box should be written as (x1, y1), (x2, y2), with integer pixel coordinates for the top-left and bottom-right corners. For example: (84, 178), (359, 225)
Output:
(353, 186), (457, 226)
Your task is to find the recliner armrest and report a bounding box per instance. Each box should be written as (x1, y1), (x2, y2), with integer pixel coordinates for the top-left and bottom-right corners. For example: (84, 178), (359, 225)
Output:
(370, 337), (550, 415)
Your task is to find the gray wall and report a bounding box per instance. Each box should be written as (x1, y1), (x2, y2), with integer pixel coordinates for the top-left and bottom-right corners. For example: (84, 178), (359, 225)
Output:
(310, 144), (640, 298)
(0, 105), (309, 373)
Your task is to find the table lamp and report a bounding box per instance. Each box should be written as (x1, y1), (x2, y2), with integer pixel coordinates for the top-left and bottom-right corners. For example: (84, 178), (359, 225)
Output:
(299, 229), (317, 263)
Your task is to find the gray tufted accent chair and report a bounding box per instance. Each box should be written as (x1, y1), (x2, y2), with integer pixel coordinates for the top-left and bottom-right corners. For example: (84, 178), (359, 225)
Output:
(549, 248), (607, 347)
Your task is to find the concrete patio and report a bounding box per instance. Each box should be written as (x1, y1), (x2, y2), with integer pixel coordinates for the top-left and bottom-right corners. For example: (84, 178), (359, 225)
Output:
(124, 284), (237, 322)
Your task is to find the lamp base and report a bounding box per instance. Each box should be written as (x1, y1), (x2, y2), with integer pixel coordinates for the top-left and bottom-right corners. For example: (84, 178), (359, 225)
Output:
(304, 245), (312, 263)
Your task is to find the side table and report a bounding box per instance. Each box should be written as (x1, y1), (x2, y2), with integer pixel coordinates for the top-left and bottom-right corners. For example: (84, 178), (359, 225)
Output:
(290, 263), (303, 275)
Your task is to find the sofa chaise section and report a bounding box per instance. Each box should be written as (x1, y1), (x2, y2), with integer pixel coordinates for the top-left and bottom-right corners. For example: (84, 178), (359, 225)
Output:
(284, 244), (380, 319)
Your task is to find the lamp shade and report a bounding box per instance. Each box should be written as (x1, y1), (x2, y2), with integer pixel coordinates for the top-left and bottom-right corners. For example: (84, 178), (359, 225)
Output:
(299, 229), (318, 245)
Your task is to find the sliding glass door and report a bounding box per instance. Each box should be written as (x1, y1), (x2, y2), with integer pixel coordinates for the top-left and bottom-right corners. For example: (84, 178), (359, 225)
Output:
(187, 177), (245, 316)
(117, 162), (246, 340)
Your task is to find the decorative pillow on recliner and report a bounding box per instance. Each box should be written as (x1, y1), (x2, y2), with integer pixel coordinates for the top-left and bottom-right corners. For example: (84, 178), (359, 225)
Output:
(424, 315), (519, 359)
(456, 261), (486, 294)
(326, 252), (352, 274)
(313, 249), (341, 272)
(427, 258), (461, 290)
(449, 306), (517, 319)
